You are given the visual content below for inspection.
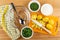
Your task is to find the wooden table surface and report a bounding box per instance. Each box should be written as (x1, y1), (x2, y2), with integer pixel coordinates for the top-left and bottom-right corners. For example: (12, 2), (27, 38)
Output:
(0, 0), (60, 40)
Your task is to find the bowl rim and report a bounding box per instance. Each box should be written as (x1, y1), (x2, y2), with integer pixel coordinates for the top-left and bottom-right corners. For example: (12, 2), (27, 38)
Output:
(28, 0), (41, 12)
(21, 26), (34, 39)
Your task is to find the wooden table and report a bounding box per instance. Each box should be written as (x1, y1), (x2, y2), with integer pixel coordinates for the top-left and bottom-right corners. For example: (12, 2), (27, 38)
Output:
(0, 0), (60, 40)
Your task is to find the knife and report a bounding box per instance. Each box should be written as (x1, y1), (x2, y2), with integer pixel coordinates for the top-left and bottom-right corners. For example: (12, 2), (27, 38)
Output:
(31, 19), (52, 34)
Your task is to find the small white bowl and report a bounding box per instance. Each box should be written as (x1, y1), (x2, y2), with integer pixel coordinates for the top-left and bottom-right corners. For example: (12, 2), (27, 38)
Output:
(41, 4), (53, 16)
(28, 0), (41, 12)
(21, 26), (34, 39)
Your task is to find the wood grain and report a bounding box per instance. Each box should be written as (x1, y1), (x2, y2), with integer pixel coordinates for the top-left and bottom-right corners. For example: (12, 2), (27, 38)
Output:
(0, 0), (60, 40)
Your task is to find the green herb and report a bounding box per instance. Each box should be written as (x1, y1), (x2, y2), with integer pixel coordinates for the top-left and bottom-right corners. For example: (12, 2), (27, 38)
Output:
(22, 28), (32, 37)
(30, 2), (39, 11)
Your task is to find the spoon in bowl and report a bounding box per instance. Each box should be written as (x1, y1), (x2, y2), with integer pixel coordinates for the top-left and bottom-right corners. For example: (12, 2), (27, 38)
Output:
(11, 3), (25, 25)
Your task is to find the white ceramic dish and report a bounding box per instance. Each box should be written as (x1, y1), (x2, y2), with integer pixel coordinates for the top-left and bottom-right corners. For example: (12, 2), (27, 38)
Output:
(21, 26), (34, 39)
(28, 0), (41, 12)
(41, 4), (53, 16)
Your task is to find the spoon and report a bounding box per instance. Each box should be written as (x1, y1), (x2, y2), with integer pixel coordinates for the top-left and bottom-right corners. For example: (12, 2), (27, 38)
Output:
(11, 3), (25, 25)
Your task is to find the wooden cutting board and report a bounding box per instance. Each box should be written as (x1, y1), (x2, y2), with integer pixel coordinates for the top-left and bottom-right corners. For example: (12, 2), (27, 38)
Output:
(0, 0), (60, 40)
